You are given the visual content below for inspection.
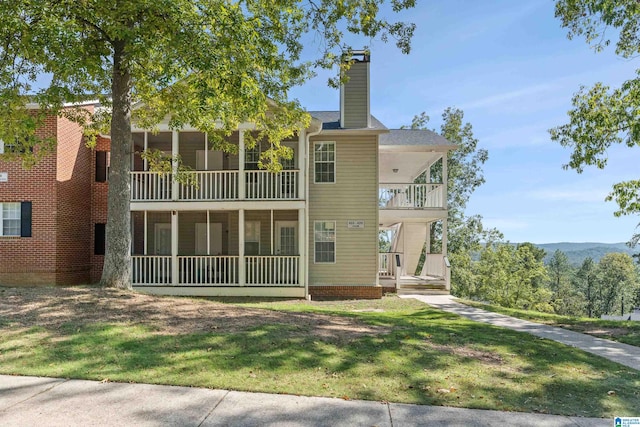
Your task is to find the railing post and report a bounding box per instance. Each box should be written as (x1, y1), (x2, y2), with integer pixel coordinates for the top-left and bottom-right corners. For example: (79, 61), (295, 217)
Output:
(238, 209), (245, 286)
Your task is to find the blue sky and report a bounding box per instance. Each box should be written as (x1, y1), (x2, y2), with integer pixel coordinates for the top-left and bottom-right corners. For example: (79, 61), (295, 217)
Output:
(289, 0), (640, 244)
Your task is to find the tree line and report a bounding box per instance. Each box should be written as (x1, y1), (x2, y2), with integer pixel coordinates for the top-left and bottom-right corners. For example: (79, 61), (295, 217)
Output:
(453, 245), (640, 318)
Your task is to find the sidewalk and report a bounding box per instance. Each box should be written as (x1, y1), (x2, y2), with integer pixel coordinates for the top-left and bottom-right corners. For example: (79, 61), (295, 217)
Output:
(0, 375), (607, 426)
(402, 294), (640, 371)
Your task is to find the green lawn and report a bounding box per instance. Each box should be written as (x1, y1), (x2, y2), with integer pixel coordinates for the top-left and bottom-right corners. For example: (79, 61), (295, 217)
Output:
(0, 290), (638, 418)
(457, 299), (640, 347)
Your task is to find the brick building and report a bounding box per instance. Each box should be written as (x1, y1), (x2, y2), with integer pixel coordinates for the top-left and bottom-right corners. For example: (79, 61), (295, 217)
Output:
(0, 105), (110, 285)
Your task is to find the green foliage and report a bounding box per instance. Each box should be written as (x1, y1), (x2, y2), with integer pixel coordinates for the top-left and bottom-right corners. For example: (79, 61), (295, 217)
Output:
(574, 257), (597, 317)
(547, 250), (584, 316)
(594, 252), (639, 316)
(476, 243), (552, 311)
(551, 0), (640, 252)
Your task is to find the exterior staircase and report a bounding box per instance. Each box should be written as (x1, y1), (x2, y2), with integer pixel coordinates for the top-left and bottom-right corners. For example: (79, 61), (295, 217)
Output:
(381, 275), (449, 295)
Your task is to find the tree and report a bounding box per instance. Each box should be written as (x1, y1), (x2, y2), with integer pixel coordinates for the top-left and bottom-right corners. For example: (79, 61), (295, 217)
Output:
(551, 0), (640, 253)
(574, 257), (597, 317)
(476, 243), (551, 311)
(594, 252), (639, 316)
(546, 249), (582, 316)
(0, 0), (416, 288)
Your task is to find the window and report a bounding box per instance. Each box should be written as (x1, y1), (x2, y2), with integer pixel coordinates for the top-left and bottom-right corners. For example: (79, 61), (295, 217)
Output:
(314, 221), (336, 263)
(94, 223), (106, 255)
(314, 142), (335, 183)
(0, 138), (33, 155)
(95, 151), (110, 182)
(245, 221), (261, 255)
(245, 143), (261, 171)
(1, 203), (20, 236)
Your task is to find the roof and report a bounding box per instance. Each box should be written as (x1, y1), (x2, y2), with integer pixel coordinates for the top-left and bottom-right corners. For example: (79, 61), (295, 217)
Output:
(379, 129), (454, 147)
(308, 111), (387, 131)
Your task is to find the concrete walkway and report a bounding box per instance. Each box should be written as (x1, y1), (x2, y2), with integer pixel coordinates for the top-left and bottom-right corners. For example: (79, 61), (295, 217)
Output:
(403, 294), (640, 371)
(0, 375), (608, 426)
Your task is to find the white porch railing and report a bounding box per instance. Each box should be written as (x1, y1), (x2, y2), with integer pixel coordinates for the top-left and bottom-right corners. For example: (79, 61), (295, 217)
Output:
(131, 172), (173, 201)
(178, 256), (239, 285)
(379, 183), (444, 209)
(132, 255), (172, 285)
(131, 170), (298, 201)
(179, 171), (239, 201)
(379, 252), (402, 287)
(245, 170), (299, 199)
(245, 256), (299, 286)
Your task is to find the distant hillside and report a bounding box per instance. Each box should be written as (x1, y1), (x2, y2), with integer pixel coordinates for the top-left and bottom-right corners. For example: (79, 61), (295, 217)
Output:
(532, 242), (637, 266)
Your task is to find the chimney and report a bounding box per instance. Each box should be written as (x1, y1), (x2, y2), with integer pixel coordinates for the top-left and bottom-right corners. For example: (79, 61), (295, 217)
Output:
(340, 50), (370, 129)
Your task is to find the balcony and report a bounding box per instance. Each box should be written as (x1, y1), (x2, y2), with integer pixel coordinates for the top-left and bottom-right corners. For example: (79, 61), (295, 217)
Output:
(131, 170), (299, 202)
(379, 183), (444, 209)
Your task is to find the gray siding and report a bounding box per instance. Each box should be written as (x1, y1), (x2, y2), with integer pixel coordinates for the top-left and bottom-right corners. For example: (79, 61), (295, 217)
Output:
(308, 135), (378, 286)
(342, 62), (370, 129)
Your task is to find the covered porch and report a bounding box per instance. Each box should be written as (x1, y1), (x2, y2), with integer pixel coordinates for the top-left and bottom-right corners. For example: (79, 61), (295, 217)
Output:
(378, 133), (452, 293)
(130, 208), (306, 297)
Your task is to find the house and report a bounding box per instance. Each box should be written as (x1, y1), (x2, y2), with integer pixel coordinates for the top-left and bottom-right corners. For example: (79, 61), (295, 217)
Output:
(0, 51), (455, 298)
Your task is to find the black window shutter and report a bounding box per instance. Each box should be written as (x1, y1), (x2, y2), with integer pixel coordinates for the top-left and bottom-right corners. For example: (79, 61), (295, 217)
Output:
(20, 201), (32, 237)
(96, 151), (107, 182)
(94, 223), (106, 255)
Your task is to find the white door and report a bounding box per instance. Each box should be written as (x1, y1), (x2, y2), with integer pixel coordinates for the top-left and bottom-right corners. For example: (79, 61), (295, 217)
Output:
(195, 222), (223, 255)
(154, 223), (172, 255)
(275, 221), (297, 255)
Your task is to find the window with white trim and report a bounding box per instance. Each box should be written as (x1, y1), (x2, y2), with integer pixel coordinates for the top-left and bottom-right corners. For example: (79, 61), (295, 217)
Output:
(245, 143), (261, 171)
(314, 221), (335, 263)
(1, 203), (20, 236)
(314, 142), (335, 183)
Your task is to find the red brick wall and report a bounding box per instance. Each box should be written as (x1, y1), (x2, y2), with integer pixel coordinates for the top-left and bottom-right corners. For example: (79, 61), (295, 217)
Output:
(90, 136), (110, 282)
(0, 116), (58, 285)
(55, 112), (93, 284)
(309, 285), (382, 300)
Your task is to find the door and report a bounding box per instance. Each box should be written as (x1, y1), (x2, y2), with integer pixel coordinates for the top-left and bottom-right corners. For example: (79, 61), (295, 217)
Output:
(153, 223), (172, 283)
(276, 221), (297, 255)
(154, 223), (172, 255)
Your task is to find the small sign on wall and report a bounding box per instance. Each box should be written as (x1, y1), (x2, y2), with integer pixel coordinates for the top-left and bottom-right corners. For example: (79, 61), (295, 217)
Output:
(347, 220), (365, 229)
(0, 172), (7, 182)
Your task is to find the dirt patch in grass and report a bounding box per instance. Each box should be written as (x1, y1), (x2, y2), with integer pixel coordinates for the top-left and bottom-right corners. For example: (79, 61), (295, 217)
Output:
(0, 286), (388, 339)
(426, 342), (504, 365)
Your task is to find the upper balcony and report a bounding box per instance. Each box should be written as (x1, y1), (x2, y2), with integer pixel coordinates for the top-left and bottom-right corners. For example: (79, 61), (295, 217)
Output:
(131, 170), (299, 201)
(379, 183), (444, 209)
(130, 129), (303, 203)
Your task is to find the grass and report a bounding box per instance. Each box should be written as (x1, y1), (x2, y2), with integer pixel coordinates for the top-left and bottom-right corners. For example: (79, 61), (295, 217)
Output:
(1, 293), (639, 418)
(457, 299), (640, 347)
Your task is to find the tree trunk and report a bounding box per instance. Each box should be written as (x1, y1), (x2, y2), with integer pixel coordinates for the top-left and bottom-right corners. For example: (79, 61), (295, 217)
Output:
(100, 41), (132, 289)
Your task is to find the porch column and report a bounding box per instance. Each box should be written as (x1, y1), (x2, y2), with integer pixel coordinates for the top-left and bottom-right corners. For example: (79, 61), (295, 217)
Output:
(238, 209), (245, 286)
(426, 222), (430, 255)
(172, 211), (179, 286)
(442, 218), (448, 255)
(172, 131), (179, 201)
(143, 132), (148, 171)
(297, 130), (305, 199)
(442, 153), (448, 209)
(143, 211), (148, 255)
(238, 130), (245, 200)
(298, 208), (305, 287)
